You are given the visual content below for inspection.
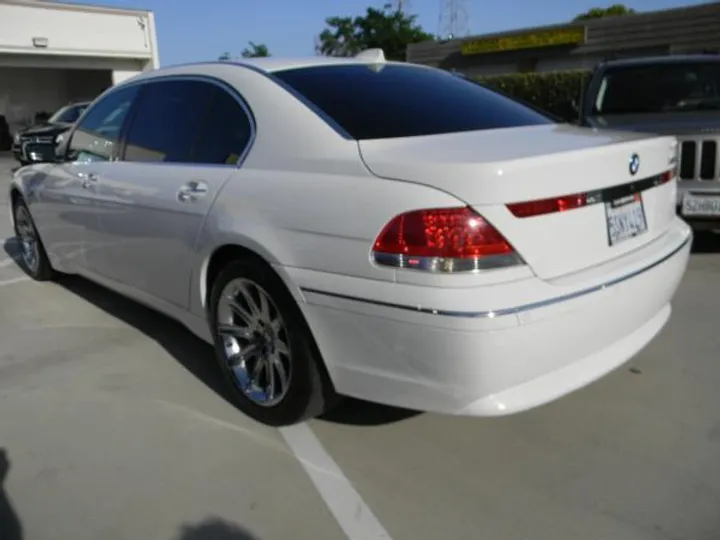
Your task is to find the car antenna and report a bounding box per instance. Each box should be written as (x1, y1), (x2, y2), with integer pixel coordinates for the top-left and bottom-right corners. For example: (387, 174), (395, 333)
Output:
(355, 48), (386, 63)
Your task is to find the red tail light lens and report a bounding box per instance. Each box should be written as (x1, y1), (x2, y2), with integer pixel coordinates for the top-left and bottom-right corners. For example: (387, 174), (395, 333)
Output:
(507, 194), (586, 218)
(372, 207), (522, 273)
(507, 168), (676, 219)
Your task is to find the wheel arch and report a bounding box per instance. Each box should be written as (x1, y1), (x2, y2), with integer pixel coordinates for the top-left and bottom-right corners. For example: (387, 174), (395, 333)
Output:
(8, 186), (25, 229)
(199, 240), (304, 315)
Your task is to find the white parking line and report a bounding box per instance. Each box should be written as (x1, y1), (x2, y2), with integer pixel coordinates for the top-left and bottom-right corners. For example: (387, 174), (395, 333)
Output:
(0, 275), (29, 286)
(0, 231), (392, 537)
(280, 424), (393, 540)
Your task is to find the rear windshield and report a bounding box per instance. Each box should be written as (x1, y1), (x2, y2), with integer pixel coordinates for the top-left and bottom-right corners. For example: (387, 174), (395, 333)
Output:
(593, 62), (720, 115)
(273, 64), (553, 140)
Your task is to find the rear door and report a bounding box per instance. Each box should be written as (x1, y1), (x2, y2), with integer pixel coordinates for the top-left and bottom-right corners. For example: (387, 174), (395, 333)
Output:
(83, 77), (254, 309)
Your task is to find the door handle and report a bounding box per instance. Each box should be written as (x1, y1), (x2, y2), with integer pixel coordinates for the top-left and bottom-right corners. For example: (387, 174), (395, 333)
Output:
(177, 180), (209, 203)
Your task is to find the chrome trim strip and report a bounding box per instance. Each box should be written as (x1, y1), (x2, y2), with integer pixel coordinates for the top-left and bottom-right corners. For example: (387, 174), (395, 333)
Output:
(300, 234), (692, 319)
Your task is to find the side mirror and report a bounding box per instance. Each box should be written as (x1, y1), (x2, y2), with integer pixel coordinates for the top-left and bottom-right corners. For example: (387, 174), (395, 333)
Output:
(54, 133), (70, 162)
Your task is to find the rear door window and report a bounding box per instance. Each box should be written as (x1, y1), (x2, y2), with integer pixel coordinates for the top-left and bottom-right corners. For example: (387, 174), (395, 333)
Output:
(273, 64), (553, 140)
(122, 79), (215, 163)
(193, 87), (254, 165)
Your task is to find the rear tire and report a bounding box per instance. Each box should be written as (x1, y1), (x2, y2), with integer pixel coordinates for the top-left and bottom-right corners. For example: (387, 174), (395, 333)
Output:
(12, 198), (56, 281)
(208, 258), (338, 426)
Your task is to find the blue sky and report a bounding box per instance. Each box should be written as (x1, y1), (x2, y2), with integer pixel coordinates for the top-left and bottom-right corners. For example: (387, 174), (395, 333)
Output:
(69, 0), (713, 66)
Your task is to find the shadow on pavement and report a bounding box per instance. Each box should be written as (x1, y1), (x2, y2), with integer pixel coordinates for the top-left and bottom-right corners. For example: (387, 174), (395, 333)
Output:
(58, 275), (237, 404)
(691, 231), (720, 254)
(319, 397), (420, 426)
(3, 237), (19, 258)
(58, 276), (417, 426)
(175, 517), (259, 540)
(0, 448), (23, 540)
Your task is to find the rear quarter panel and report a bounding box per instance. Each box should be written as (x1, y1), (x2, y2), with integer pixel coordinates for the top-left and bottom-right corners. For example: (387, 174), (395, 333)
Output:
(177, 63), (465, 318)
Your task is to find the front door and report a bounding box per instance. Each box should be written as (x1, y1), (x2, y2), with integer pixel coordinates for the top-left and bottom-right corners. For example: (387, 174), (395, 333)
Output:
(29, 85), (140, 271)
(83, 78), (254, 310)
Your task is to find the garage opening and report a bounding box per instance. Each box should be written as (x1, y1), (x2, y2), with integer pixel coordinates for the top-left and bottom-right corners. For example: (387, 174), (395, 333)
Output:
(0, 67), (112, 149)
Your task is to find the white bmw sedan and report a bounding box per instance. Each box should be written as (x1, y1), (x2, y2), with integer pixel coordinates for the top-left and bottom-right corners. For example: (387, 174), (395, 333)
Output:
(8, 51), (691, 426)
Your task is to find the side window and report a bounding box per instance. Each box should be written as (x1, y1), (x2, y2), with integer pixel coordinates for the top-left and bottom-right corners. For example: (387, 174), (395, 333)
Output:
(193, 88), (253, 165)
(123, 79), (214, 163)
(67, 86), (138, 163)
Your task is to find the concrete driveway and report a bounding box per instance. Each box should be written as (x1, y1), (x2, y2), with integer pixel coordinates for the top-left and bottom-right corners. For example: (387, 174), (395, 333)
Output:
(1, 156), (719, 540)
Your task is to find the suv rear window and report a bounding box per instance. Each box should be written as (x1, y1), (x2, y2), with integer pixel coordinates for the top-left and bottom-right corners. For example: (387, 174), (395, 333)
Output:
(273, 64), (553, 140)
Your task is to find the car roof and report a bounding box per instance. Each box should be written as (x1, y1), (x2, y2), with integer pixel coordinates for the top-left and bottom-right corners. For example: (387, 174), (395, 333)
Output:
(600, 54), (720, 69)
(148, 55), (415, 76)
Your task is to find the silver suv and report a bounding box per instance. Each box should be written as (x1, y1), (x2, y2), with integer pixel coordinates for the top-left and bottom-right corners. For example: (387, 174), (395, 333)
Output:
(578, 54), (720, 229)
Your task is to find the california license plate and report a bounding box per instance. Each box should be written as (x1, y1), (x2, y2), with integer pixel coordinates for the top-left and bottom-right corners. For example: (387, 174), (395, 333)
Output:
(681, 193), (720, 217)
(606, 193), (648, 246)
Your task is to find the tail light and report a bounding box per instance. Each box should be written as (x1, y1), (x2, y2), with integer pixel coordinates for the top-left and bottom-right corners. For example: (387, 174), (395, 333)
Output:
(507, 194), (586, 218)
(507, 168), (676, 219)
(371, 206), (523, 273)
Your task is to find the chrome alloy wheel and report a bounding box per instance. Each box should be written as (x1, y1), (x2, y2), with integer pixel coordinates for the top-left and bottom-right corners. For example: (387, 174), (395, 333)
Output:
(216, 278), (292, 407)
(15, 205), (39, 274)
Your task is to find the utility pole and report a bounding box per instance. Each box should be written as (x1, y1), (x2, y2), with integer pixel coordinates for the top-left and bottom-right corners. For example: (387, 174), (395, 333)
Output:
(437, 0), (470, 39)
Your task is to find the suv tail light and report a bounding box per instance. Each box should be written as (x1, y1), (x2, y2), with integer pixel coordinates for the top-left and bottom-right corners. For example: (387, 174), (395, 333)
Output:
(371, 206), (523, 273)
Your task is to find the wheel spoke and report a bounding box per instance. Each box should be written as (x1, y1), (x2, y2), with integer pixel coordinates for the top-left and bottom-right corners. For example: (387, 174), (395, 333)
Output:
(217, 323), (253, 340)
(237, 285), (262, 320)
(275, 339), (290, 357)
(266, 359), (277, 400)
(226, 298), (258, 329)
(270, 353), (289, 393)
(250, 355), (266, 380)
(216, 277), (293, 407)
(270, 317), (283, 334)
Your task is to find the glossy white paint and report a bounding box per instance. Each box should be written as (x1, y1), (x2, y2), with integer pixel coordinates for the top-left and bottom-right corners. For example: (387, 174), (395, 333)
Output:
(8, 59), (692, 418)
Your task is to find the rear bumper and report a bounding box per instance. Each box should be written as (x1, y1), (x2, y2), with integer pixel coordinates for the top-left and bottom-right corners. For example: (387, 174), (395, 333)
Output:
(281, 217), (692, 416)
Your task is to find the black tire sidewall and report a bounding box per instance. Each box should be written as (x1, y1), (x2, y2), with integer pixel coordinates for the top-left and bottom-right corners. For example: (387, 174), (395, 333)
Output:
(13, 199), (53, 281)
(208, 258), (330, 426)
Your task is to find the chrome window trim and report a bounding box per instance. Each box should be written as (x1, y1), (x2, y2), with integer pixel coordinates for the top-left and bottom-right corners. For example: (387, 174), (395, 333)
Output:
(114, 73), (257, 169)
(301, 233), (691, 319)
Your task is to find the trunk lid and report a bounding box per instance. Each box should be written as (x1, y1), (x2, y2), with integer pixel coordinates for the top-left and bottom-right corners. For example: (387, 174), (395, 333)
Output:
(359, 124), (678, 280)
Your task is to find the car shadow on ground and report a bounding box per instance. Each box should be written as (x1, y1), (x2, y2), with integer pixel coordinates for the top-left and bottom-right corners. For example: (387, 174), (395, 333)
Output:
(0, 448), (23, 540)
(691, 230), (720, 254)
(53, 275), (419, 427)
(174, 517), (259, 540)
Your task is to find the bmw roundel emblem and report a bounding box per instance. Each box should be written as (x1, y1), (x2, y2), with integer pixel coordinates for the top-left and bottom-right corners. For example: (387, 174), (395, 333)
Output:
(629, 153), (640, 176)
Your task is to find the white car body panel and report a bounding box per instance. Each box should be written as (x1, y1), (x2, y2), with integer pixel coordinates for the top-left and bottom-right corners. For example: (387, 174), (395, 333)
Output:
(7, 58), (692, 418)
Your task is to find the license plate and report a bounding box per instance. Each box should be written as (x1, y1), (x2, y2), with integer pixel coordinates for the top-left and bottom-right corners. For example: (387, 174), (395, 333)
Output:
(605, 193), (648, 246)
(681, 193), (720, 217)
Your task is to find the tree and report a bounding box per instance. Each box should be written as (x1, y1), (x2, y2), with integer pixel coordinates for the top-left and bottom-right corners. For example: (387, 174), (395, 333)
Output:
(316, 3), (433, 61)
(218, 51), (231, 61)
(241, 41), (271, 58)
(573, 4), (636, 21)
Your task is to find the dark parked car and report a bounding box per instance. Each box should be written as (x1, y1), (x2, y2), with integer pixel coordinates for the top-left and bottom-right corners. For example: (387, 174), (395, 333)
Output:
(11, 101), (90, 165)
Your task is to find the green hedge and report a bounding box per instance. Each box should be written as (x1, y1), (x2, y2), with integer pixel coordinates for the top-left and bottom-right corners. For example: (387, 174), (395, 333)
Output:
(477, 70), (590, 121)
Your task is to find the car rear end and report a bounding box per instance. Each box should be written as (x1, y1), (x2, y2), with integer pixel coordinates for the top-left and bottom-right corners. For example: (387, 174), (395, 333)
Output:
(271, 61), (691, 416)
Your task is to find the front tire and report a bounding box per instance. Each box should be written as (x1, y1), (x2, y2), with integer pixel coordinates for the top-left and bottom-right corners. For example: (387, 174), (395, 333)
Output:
(13, 198), (56, 281)
(208, 258), (338, 426)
